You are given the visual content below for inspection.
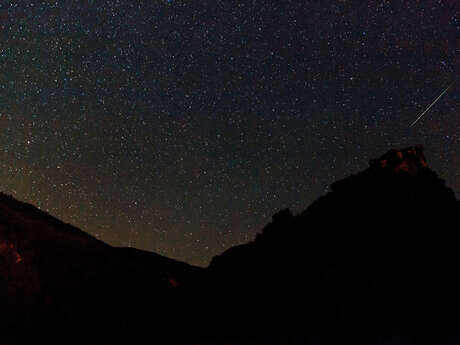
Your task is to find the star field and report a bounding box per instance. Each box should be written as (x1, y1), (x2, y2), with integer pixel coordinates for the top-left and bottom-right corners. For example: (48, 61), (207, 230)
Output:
(0, 0), (458, 266)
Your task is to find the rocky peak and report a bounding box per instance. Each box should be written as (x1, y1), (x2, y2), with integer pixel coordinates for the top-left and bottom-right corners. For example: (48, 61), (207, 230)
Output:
(369, 145), (427, 174)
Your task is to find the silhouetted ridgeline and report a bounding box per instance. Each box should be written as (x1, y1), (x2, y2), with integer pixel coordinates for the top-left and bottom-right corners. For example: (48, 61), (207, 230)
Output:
(194, 145), (460, 344)
(1, 146), (460, 345)
(0, 191), (202, 340)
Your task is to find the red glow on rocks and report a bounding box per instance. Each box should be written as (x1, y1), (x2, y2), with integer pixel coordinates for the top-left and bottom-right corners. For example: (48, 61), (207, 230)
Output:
(15, 251), (23, 263)
(0, 240), (23, 264)
(371, 145), (427, 174)
(169, 278), (180, 288)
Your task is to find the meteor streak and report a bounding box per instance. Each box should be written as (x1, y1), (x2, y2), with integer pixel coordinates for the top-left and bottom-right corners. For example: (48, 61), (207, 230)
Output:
(409, 80), (456, 127)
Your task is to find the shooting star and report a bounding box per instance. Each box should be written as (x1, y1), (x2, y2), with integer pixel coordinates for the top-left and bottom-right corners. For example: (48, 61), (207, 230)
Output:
(410, 80), (456, 127)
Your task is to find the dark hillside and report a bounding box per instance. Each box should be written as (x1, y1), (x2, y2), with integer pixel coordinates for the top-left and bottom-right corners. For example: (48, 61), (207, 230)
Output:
(0, 192), (202, 337)
(192, 146), (460, 344)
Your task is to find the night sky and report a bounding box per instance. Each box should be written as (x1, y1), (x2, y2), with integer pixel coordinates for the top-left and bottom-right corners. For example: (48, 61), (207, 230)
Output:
(0, 0), (458, 266)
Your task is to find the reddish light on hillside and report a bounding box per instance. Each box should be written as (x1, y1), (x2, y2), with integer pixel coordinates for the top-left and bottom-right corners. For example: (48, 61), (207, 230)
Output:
(0, 240), (23, 264)
(169, 277), (180, 288)
(15, 251), (23, 263)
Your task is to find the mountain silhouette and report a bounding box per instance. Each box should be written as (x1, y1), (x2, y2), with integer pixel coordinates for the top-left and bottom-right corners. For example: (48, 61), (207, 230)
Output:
(187, 145), (460, 344)
(1, 145), (459, 345)
(0, 191), (202, 340)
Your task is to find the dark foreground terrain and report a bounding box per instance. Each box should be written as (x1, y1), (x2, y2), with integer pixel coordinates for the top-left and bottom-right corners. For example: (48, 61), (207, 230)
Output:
(1, 146), (460, 344)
